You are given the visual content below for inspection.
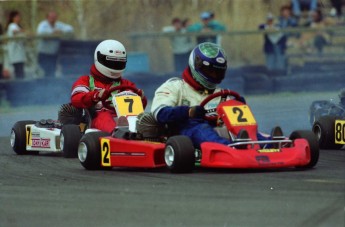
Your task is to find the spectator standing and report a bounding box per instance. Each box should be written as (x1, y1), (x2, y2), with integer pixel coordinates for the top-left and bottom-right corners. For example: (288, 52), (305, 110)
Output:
(0, 22), (4, 79)
(187, 11), (226, 45)
(291, 0), (318, 21)
(278, 5), (298, 28)
(36, 11), (73, 77)
(162, 18), (194, 73)
(6, 10), (26, 79)
(330, 0), (343, 20)
(301, 9), (332, 53)
(259, 13), (286, 71)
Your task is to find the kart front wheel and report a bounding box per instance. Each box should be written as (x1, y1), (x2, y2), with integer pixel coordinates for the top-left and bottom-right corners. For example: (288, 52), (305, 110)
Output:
(10, 120), (36, 155)
(290, 130), (319, 169)
(60, 124), (82, 158)
(313, 116), (343, 150)
(78, 131), (110, 170)
(165, 136), (195, 173)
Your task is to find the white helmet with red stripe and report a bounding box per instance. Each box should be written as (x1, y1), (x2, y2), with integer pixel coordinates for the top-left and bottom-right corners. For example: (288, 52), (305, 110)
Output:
(94, 40), (127, 79)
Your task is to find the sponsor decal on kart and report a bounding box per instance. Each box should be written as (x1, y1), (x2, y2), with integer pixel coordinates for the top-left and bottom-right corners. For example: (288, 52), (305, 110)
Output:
(111, 152), (146, 156)
(335, 120), (345, 144)
(258, 148), (280, 153)
(223, 105), (256, 126)
(255, 155), (270, 164)
(31, 138), (51, 148)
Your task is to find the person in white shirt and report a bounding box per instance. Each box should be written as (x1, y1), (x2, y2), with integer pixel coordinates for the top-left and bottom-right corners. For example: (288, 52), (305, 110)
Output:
(162, 18), (194, 73)
(36, 11), (73, 77)
(6, 10), (26, 79)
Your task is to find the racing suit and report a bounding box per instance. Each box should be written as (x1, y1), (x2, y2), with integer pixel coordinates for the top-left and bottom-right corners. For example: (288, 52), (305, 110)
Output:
(151, 67), (268, 148)
(71, 64), (147, 133)
(151, 67), (231, 148)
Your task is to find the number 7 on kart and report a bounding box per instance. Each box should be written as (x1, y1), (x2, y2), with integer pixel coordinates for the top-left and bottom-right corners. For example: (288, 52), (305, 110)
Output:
(113, 95), (144, 116)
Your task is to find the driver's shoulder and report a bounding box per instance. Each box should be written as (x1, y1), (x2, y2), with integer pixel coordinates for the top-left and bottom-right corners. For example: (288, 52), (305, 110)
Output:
(160, 77), (183, 88)
(165, 77), (183, 84)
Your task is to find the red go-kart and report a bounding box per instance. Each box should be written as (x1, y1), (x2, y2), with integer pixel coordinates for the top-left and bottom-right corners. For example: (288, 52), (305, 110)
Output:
(78, 89), (319, 173)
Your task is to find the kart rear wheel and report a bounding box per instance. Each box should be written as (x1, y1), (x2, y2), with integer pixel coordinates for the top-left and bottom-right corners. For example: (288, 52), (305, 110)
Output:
(78, 131), (110, 170)
(290, 130), (319, 169)
(10, 120), (36, 155)
(165, 136), (195, 173)
(312, 116), (343, 150)
(60, 124), (82, 158)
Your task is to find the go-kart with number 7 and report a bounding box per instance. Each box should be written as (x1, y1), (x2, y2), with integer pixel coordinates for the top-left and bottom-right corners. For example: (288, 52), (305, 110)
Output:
(9, 85), (140, 158)
(78, 85), (166, 169)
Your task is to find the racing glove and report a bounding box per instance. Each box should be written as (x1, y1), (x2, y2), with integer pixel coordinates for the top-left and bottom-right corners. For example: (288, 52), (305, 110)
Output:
(92, 89), (110, 103)
(137, 89), (145, 99)
(189, 106), (206, 119)
(239, 96), (246, 104)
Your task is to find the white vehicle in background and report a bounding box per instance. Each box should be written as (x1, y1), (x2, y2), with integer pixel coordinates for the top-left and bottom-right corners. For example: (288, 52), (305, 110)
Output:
(10, 104), (87, 158)
(10, 86), (144, 158)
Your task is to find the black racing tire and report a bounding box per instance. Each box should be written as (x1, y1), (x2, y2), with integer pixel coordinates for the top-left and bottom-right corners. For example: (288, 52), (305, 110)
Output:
(165, 136), (195, 173)
(78, 131), (110, 170)
(290, 130), (319, 169)
(10, 120), (36, 155)
(60, 124), (82, 158)
(312, 116), (343, 150)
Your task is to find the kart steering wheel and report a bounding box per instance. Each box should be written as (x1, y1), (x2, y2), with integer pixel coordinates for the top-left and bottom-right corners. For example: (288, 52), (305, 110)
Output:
(200, 89), (243, 122)
(102, 85), (142, 110)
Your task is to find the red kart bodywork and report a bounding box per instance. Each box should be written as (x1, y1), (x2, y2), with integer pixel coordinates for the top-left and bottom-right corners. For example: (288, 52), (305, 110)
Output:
(197, 98), (312, 169)
(101, 137), (166, 168)
(200, 139), (310, 168)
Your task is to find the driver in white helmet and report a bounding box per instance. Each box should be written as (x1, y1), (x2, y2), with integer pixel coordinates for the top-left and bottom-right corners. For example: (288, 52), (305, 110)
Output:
(151, 42), (273, 148)
(71, 39), (147, 133)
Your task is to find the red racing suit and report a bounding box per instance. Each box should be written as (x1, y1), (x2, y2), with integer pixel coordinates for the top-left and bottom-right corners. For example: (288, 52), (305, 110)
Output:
(71, 64), (147, 133)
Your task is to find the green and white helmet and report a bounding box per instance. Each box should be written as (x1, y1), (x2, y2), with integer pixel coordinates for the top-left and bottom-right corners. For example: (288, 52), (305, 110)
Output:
(188, 42), (228, 90)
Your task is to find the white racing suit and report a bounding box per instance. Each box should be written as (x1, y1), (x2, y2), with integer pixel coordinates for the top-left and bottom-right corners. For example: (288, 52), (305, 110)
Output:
(151, 76), (231, 148)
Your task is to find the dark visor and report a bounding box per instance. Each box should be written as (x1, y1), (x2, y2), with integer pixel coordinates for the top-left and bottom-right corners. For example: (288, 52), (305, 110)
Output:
(195, 57), (226, 84)
(97, 51), (127, 70)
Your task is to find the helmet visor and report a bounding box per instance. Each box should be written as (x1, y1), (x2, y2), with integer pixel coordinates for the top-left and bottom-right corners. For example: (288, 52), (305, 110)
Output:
(195, 58), (226, 84)
(97, 51), (127, 71)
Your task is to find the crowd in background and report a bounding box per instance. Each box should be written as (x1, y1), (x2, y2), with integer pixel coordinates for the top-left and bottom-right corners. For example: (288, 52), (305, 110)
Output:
(0, 10), (73, 80)
(258, 0), (344, 72)
(164, 0), (344, 73)
(0, 0), (344, 79)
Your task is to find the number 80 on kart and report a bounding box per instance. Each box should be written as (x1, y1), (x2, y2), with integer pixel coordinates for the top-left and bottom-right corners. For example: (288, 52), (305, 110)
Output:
(335, 120), (345, 144)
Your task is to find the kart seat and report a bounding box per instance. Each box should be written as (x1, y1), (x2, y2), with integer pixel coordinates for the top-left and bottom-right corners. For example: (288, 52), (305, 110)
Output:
(214, 126), (230, 140)
(136, 112), (166, 140)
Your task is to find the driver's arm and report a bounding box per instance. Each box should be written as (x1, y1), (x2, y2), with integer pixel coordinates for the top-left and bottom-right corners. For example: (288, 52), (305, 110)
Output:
(71, 76), (99, 109)
(151, 79), (205, 124)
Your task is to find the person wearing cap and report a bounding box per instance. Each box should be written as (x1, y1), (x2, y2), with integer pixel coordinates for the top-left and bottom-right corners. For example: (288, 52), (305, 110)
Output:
(70, 40), (147, 133)
(187, 11), (226, 45)
(258, 13), (287, 72)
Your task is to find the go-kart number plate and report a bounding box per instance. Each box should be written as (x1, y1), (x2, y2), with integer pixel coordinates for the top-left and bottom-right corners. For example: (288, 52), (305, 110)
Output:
(114, 96), (144, 116)
(335, 120), (345, 144)
(223, 105), (256, 126)
(26, 125), (32, 146)
(101, 138), (111, 166)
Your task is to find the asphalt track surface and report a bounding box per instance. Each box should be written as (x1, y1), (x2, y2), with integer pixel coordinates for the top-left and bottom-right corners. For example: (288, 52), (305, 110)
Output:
(0, 91), (344, 227)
